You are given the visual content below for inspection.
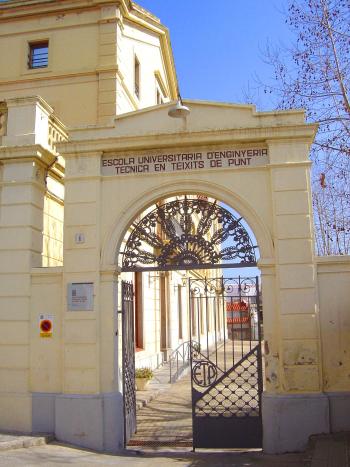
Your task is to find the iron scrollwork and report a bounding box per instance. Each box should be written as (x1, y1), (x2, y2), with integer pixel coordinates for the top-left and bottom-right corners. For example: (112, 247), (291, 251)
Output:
(122, 196), (257, 271)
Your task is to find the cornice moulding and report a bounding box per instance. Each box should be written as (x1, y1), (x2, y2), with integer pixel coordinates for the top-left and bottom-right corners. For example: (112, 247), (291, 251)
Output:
(0, 144), (57, 165)
(58, 124), (318, 155)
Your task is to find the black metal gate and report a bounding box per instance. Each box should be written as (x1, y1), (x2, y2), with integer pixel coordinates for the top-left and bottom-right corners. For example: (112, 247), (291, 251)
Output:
(121, 281), (137, 447)
(189, 276), (263, 449)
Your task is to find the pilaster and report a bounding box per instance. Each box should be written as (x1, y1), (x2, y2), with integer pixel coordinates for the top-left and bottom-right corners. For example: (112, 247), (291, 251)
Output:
(62, 151), (102, 395)
(0, 150), (48, 431)
(258, 260), (280, 393)
(268, 140), (321, 393)
(100, 267), (120, 393)
(97, 5), (118, 125)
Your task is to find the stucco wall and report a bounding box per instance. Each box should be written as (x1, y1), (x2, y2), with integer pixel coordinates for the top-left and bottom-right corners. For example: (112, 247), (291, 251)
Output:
(0, 1), (175, 126)
(62, 102), (319, 399)
(30, 268), (63, 393)
(116, 19), (170, 114)
(0, 8), (100, 126)
(42, 192), (64, 267)
(317, 256), (350, 392)
(1, 95), (335, 451)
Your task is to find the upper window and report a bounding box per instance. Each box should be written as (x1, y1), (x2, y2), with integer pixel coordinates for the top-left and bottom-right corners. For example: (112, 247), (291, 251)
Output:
(155, 72), (168, 105)
(28, 41), (49, 69)
(134, 55), (140, 99)
(156, 89), (164, 105)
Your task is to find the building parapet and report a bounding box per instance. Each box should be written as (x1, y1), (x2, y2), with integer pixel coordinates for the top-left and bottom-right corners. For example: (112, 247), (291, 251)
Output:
(0, 96), (67, 158)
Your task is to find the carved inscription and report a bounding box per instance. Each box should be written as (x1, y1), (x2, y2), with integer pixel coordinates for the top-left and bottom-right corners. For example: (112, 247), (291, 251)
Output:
(101, 148), (268, 176)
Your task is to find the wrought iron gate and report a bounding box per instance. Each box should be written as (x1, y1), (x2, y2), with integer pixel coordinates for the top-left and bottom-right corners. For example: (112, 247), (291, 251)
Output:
(121, 281), (136, 447)
(189, 276), (263, 449)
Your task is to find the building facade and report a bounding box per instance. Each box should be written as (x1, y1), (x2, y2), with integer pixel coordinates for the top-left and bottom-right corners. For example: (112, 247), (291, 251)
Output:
(0, 0), (350, 454)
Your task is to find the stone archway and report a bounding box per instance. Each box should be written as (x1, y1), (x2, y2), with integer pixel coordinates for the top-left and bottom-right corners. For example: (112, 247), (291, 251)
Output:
(117, 193), (264, 449)
(101, 180), (274, 270)
(53, 100), (321, 453)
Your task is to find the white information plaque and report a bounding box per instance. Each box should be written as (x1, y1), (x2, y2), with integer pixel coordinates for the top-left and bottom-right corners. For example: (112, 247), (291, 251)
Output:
(67, 283), (94, 311)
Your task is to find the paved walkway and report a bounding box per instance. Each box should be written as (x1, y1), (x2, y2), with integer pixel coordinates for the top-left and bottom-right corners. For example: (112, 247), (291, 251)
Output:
(307, 432), (350, 467)
(0, 424), (349, 466)
(135, 357), (176, 411)
(131, 371), (192, 448)
(0, 443), (307, 466)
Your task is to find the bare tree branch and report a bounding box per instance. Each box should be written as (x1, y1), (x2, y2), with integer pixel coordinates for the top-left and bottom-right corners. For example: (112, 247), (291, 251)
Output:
(253, 0), (350, 255)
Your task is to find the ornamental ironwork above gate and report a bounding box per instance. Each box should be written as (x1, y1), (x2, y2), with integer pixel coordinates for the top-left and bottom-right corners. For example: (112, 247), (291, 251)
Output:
(121, 196), (257, 272)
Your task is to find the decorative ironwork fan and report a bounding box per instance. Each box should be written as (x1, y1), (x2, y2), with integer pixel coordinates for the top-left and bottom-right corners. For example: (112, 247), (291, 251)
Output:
(121, 196), (257, 271)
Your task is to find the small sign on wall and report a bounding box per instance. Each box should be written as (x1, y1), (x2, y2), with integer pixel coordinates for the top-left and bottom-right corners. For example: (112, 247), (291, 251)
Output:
(39, 314), (53, 338)
(67, 283), (94, 311)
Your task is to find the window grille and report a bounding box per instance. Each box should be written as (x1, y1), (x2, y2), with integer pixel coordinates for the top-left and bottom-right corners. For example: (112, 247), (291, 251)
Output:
(28, 41), (49, 69)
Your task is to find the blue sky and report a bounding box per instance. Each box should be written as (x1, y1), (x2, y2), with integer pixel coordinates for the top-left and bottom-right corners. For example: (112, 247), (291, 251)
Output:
(137, 1), (294, 276)
(0, 0), (294, 109)
(139, 0), (294, 110)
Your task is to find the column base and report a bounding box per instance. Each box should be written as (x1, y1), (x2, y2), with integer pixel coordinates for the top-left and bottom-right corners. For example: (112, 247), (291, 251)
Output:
(55, 392), (124, 452)
(327, 392), (350, 432)
(32, 392), (58, 434)
(262, 392), (329, 453)
(2, 390), (350, 453)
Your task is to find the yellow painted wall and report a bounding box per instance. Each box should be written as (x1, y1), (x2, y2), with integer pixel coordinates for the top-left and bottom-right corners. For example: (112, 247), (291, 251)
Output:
(117, 19), (170, 114)
(0, 0), (176, 126)
(0, 96), (66, 429)
(30, 269), (63, 393)
(0, 94), (331, 437)
(317, 257), (350, 391)
(58, 102), (319, 399)
(42, 192), (64, 267)
(0, 7), (100, 126)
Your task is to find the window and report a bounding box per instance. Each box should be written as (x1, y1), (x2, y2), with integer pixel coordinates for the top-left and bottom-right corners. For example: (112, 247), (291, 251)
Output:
(156, 89), (163, 105)
(178, 285), (183, 339)
(200, 294), (205, 335)
(28, 41), (49, 69)
(155, 72), (168, 104)
(191, 295), (197, 337)
(134, 55), (140, 98)
(134, 272), (143, 350)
